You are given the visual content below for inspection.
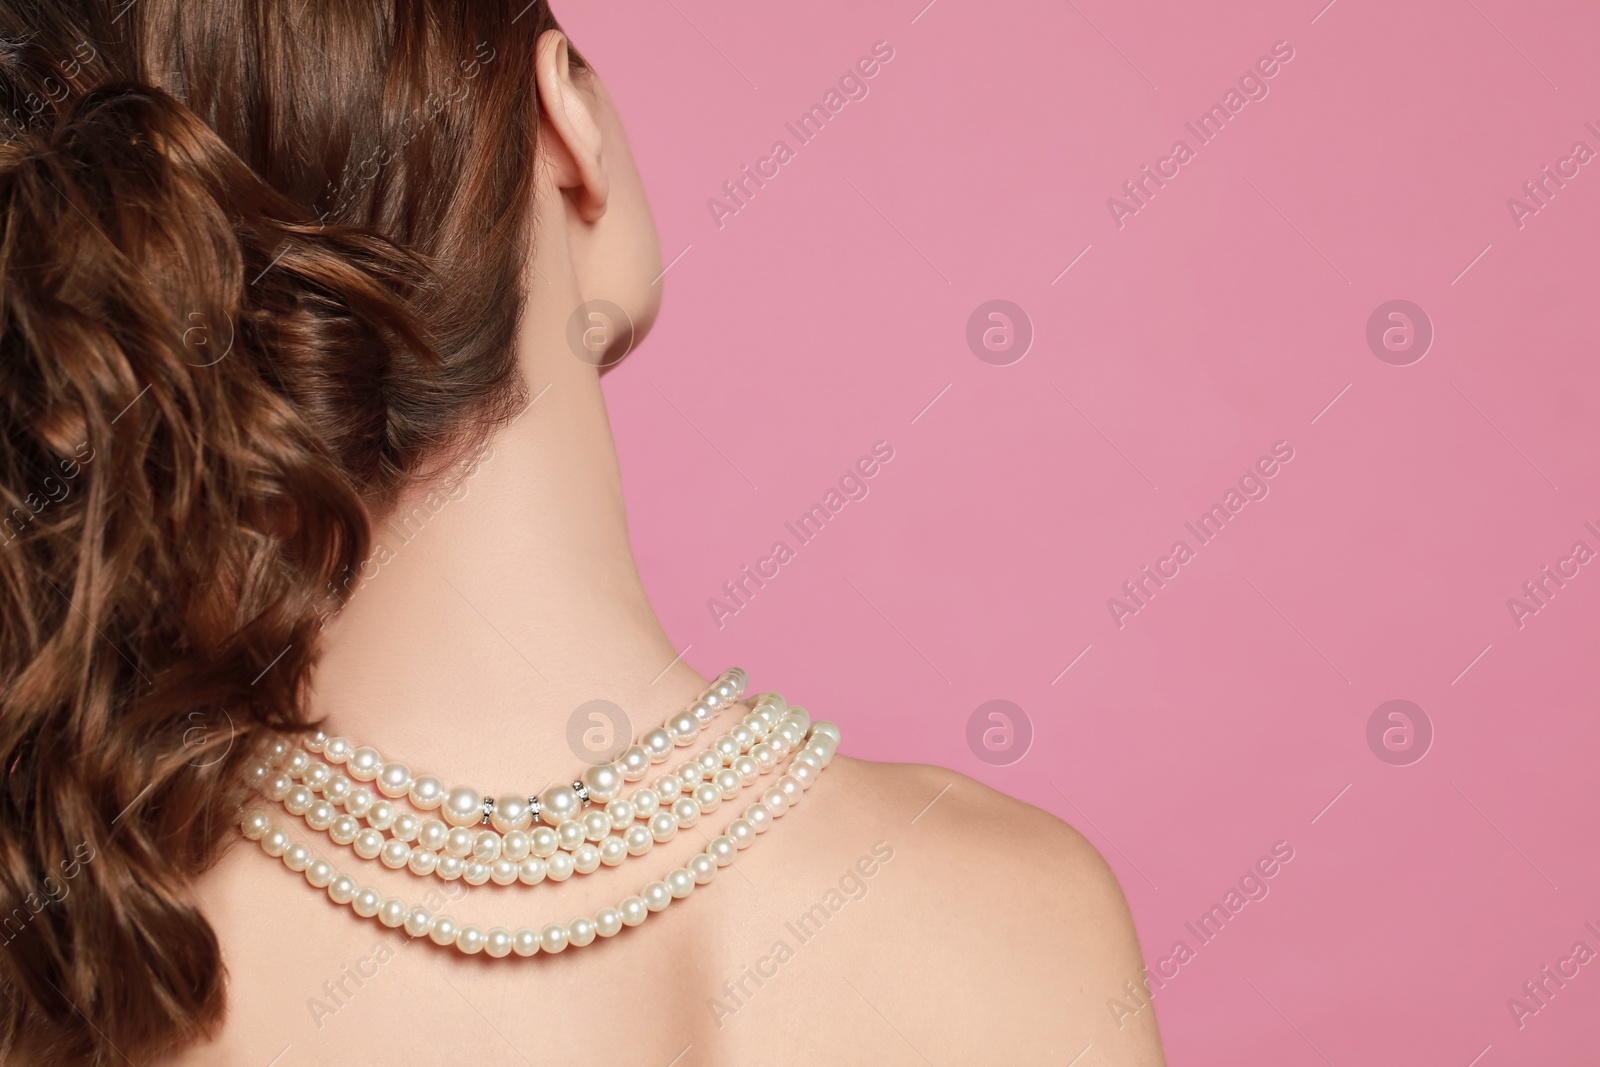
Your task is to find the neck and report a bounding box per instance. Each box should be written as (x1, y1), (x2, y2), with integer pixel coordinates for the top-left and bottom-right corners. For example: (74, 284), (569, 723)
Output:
(308, 195), (700, 794)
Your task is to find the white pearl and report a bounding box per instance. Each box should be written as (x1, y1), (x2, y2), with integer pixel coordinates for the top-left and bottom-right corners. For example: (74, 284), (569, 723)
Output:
(347, 747), (382, 782)
(751, 742), (777, 772)
(715, 678), (738, 701)
(546, 851), (575, 882)
(599, 835), (627, 866)
(714, 736), (740, 763)
(376, 761), (412, 798)
(264, 774), (292, 801)
(689, 700), (714, 723)
(379, 839), (411, 869)
(540, 923), (569, 954)
(456, 925), (486, 955)
(642, 728), (673, 762)
(379, 897), (407, 928)
(671, 797), (701, 828)
(785, 706), (811, 733)
(745, 714), (770, 739)
(714, 769), (741, 799)
(689, 853), (717, 884)
(675, 759), (704, 785)
(531, 827), (559, 858)
(324, 776), (353, 803)
(411, 819), (444, 852)
(582, 809), (612, 841)
(408, 775), (444, 810)
(306, 860), (334, 888)
(490, 794), (533, 833)
(538, 784), (583, 825)
(329, 815), (359, 845)
(761, 787), (789, 817)
(696, 750), (722, 776)
(777, 774), (804, 805)
(606, 798), (635, 830)
(708, 836), (737, 866)
(573, 843), (601, 874)
(567, 916), (597, 947)
(443, 786), (484, 828)
(630, 788), (661, 818)
(391, 812), (421, 842)
(429, 916), (458, 946)
(654, 774), (684, 799)
(436, 855), (465, 880)
(472, 831), (502, 863)
(581, 763), (623, 804)
(619, 746), (650, 782)
(463, 861), (491, 886)
(322, 737), (352, 763)
(513, 927), (541, 957)
(731, 724), (756, 749)
(810, 721), (841, 746)
(732, 755), (759, 785)
(328, 876), (357, 904)
(303, 763), (331, 790)
(367, 801), (396, 831)
(502, 830), (531, 861)
(728, 818), (755, 849)
(789, 762), (817, 789)
(556, 819), (586, 852)
(284, 750), (308, 776)
(407, 849), (439, 877)
(445, 827), (474, 858)
(405, 907), (432, 937)
(352, 888), (381, 917)
(703, 690), (723, 711)
(282, 843), (311, 871)
(353, 828), (384, 860)
(595, 907), (623, 937)
(642, 881), (671, 912)
(306, 801), (337, 830)
(693, 783), (721, 814)
(485, 927), (513, 958)
(241, 811), (271, 839)
(623, 824), (653, 856)
(344, 788), (375, 817)
(491, 859), (518, 886)
(745, 804), (772, 833)
(261, 828), (290, 857)
(518, 857), (547, 885)
(304, 732), (327, 753)
(766, 733), (792, 759)
(284, 785), (313, 815)
(648, 811), (677, 844)
(666, 868), (694, 899)
(619, 896), (648, 927)
(667, 711), (700, 744)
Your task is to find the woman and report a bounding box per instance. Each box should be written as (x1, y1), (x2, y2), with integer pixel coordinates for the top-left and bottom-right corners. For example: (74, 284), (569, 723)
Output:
(0, 3), (1166, 1063)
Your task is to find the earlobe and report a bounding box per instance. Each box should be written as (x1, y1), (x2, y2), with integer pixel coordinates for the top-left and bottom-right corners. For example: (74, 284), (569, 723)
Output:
(534, 30), (609, 221)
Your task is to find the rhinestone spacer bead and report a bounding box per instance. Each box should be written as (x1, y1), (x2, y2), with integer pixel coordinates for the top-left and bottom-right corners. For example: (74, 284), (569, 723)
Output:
(572, 781), (590, 803)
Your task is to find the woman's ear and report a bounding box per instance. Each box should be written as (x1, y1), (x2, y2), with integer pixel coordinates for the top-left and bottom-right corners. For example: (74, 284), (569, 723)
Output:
(535, 30), (609, 222)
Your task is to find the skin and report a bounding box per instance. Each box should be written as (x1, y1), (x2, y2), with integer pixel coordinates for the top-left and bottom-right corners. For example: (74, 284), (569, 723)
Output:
(180, 32), (1167, 1067)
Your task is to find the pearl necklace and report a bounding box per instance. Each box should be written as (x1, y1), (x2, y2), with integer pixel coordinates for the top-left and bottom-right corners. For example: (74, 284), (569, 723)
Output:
(240, 668), (838, 959)
(262, 690), (811, 885)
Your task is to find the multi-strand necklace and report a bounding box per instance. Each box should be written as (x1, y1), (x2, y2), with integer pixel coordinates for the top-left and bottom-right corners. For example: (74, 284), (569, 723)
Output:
(238, 669), (841, 957)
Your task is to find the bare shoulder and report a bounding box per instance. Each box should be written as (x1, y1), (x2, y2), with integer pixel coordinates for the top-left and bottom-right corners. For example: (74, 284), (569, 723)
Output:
(784, 756), (1167, 1065)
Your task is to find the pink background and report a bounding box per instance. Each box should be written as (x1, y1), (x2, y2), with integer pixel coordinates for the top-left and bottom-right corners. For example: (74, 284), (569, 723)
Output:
(564, 0), (1600, 1062)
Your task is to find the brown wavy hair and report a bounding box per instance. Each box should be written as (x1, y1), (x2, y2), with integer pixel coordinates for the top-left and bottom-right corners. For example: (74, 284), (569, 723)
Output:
(0, 2), (577, 1061)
